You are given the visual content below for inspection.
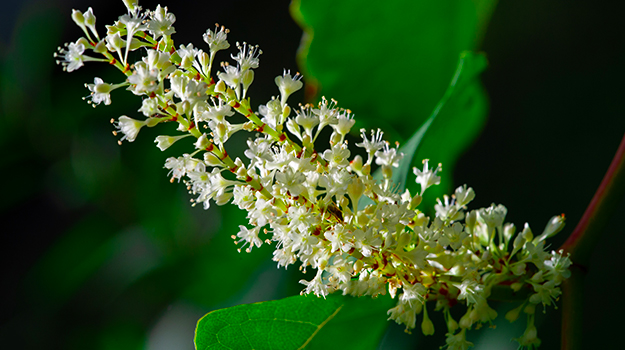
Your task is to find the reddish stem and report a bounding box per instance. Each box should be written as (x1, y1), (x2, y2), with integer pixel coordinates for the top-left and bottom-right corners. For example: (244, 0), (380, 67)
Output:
(559, 131), (625, 350)
(559, 131), (625, 262)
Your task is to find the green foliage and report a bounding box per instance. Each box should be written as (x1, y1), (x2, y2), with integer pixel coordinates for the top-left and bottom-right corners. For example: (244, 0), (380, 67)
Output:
(195, 294), (394, 350)
(292, 0), (494, 207)
(390, 51), (488, 194)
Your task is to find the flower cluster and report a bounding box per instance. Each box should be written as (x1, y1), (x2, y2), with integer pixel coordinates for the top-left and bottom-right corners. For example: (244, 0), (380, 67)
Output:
(57, 2), (571, 349)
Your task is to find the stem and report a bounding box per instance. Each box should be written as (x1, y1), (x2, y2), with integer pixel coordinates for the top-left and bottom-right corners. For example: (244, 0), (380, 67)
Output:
(559, 131), (625, 264)
(559, 132), (625, 350)
(560, 264), (585, 350)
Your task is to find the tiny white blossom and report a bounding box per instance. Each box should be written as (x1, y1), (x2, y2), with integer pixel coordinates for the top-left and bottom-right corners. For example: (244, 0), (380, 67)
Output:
(275, 70), (303, 106)
(115, 115), (145, 142)
(55, 41), (86, 72)
(148, 5), (176, 39)
(203, 24), (230, 53)
(413, 159), (441, 194)
(128, 62), (159, 95)
(232, 42), (261, 72)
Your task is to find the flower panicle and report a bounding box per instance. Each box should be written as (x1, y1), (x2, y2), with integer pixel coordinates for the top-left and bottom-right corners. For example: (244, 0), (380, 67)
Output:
(57, 2), (571, 349)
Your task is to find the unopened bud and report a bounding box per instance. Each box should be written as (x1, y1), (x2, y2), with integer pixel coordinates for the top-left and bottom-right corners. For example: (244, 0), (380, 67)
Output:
(72, 9), (85, 26)
(215, 80), (226, 94)
(93, 40), (107, 53)
(421, 311), (435, 336)
(505, 303), (524, 322)
(195, 133), (210, 149)
(204, 152), (222, 166)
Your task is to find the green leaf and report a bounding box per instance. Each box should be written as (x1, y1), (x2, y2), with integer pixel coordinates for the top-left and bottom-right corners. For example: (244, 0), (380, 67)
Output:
(194, 294), (394, 350)
(291, 0), (495, 141)
(292, 0), (493, 209)
(362, 51), (487, 211)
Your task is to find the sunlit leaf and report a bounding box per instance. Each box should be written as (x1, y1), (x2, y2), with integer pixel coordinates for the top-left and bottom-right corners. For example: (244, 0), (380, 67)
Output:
(194, 294), (393, 350)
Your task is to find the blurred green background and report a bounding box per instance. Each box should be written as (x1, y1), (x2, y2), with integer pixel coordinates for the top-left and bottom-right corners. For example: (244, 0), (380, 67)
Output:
(1, 0), (624, 349)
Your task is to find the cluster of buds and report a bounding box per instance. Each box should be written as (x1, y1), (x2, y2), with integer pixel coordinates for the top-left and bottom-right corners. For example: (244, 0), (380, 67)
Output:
(56, 1), (571, 349)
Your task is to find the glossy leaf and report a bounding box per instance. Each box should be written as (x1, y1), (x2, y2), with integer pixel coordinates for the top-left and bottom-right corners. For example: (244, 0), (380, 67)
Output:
(194, 293), (393, 350)
(364, 52), (487, 208)
(292, 0), (493, 208)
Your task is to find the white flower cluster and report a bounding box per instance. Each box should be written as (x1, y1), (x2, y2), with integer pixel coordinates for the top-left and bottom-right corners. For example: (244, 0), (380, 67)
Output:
(57, 2), (571, 349)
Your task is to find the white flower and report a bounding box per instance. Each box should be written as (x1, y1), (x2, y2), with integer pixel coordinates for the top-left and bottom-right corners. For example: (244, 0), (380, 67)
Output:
(169, 74), (207, 106)
(331, 109), (355, 136)
(119, 10), (147, 64)
(258, 98), (283, 129)
(148, 5), (176, 39)
(294, 106), (319, 137)
(143, 49), (171, 71)
(85, 77), (114, 105)
(232, 42), (261, 72)
(375, 142), (403, 168)
(203, 25), (230, 53)
(217, 64), (241, 90)
(322, 144), (350, 168)
(177, 43), (198, 69)
(275, 70), (303, 106)
(356, 129), (385, 163)
(83, 7), (99, 40)
(413, 159), (441, 194)
(196, 99), (234, 122)
(478, 203), (507, 229)
(299, 270), (330, 298)
(115, 115), (145, 142)
(275, 167), (306, 196)
(138, 98), (159, 117)
(454, 185), (475, 207)
(235, 225), (263, 252)
(55, 41), (86, 72)
(128, 62), (159, 95)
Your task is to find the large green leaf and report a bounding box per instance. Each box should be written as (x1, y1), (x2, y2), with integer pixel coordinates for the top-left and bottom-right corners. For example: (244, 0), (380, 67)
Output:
(399, 52), (487, 197)
(194, 294), (394, 350)
(362, 52), (487, 211)
(291, 0), (494, 139)
(292, 0), (493, 207)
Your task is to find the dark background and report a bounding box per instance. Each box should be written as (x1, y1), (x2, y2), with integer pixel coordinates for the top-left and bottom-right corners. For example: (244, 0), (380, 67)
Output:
(1, 0), (623, 349)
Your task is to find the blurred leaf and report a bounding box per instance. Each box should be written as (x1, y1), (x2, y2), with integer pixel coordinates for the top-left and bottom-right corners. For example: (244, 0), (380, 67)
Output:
(194, 293), (393, 350)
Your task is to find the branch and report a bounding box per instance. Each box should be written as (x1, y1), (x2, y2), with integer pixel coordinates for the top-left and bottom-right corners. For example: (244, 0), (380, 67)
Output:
(559, 131), (625, 264)
(559, 131), (625, 350)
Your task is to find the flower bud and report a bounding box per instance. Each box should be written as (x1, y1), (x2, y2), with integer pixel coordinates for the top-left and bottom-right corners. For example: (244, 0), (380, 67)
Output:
(195, 133), (210, 150)
(198, 51), (210, 73)
(459, 311), (473, 329)
(93, 40), (107, 53)
(522, 223), (533, 241)
(122, 0), (138, 12)
(421, 308), (434, 336)
(204, 152), (222, 166)
(155, 134), (190, 151)
(505, 303), (524, 322)
(503, 223), (515, 244)
(330, 131), (342, 145)
(84, 7), (96, 28)
(349, 155), (363, 172)
(72, 9), (85, 26)
(215, 80), (226, 94)
(447, 316), (458, 333)
(241, 69), (254, 90)
(410, 194), (422, 211)
(534, 214), (565, 244)
(180, 100), (191, 116)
